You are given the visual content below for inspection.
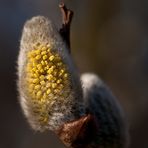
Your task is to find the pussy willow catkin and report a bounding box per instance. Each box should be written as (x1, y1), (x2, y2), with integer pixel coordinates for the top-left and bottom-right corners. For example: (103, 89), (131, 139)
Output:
(18, 16), (85, 131)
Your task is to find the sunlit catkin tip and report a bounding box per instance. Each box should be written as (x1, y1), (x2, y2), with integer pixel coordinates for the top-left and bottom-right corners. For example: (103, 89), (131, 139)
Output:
(18, 16), (85, 132)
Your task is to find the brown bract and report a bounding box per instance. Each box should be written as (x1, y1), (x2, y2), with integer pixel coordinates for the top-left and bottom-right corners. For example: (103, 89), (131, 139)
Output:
(56, 114), (99, 148)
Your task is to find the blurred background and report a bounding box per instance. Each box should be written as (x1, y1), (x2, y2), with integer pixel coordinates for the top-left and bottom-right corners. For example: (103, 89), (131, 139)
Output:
(0, 0), (148, 147)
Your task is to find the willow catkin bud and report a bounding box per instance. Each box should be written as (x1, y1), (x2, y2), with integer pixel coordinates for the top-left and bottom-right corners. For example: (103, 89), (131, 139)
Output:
(17, 16), (85, 132)
(81, 73), (129, 148)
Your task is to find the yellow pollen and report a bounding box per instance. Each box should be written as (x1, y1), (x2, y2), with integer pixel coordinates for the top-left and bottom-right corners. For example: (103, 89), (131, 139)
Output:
(35, 49), (41, 55)
(60, 69), (65, 74)
(34, 73), (39, 77)
(35, 55), (41, 60)
(25, 43), (71, 125)
(42, 93), (47, 100)
(57, 62), (62, 66)
(34, 85), (41, 90)
(37, 64), (42, 69)
(64, 73), (68, 78)
(41, 60), (45, 65)
(32, 78), (39, 84)
(46, 74), (53, 80)
(43, 55), (48, 60)
(49, 55), (55, 61)
(40, 75), (45, 80)
(40, 69), (44, 73)
(57, 79), (62, 84)
(41, 51), (47, 55)
(46, 89), (51, 95)
(52, 77), (57, 82)
(40, 80), (46, 86)
(36, 91), (42, 99)
(32, 67), (37, 72)
(46, 83), (51, 88)
(41, 46), (47, 51)
(52, 83), (57, 89)
(54, 89), (60, 94)
(47, 66), (55, 74)
(47, 48), (50, 52)
(44, 61), (48, 65)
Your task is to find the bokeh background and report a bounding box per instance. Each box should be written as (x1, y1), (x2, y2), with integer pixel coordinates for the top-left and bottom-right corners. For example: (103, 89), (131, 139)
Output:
(0, 0), (148, 147)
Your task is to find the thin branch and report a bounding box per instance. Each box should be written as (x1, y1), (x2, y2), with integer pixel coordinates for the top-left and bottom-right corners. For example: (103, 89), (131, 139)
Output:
(59, 2), (74, 52)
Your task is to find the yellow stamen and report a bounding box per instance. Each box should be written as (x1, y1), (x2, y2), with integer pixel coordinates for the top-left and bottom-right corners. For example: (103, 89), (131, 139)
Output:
(25, 43), (71, 125)
(49, 55), (55, 61)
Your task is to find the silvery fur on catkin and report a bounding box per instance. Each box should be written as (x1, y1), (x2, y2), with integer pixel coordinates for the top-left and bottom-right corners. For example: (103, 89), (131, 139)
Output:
(81, 73), (129, 148)
(18, 16), (85, 131)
